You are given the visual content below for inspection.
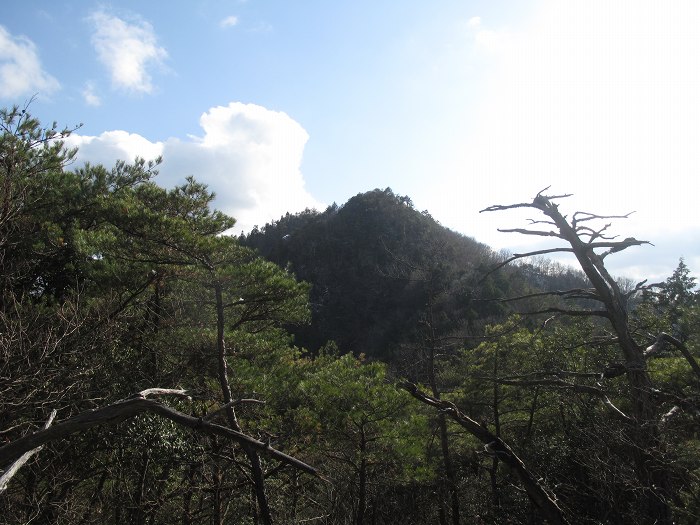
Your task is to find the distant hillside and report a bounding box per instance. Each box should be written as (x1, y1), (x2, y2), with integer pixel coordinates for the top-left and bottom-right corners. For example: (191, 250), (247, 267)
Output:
(241, 188), (588, 360)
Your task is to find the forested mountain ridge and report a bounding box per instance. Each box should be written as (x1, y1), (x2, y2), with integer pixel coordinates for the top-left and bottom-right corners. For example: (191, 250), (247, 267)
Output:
(241, 188), (590, 360)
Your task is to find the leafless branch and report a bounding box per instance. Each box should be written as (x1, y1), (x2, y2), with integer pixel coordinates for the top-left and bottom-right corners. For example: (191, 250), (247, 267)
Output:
(572, 211), (635, 225)
(497, 288), (601, 303)
(0, 409), (57, 493)
(0, 391), (322, 482)
(623, 280), (663, 300)
(130, 388), (191, 400)
(496, 228), (563, 239)
(644, 333), (700, 380)
(479, 189), (572, 215)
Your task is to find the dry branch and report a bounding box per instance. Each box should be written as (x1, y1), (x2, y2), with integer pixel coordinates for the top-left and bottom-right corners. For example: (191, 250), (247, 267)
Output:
(498, 288), (601, 303)
(401, 382), (567, 524)
(645, 333), (700, 380)
(0, 409), (56, 493)
(0, 390), (321, 480)
(497, 228), (562, 238)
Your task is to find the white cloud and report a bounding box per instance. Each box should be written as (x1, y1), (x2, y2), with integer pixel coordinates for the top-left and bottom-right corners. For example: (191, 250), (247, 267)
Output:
(88, 10), (167, 94)
(422, 1), (700, 281)
(65, 102), (322, 233)
(220, 16), (239, 28)
(65, 130), (164, 166)
(0, 25), (60, 99)
(82, 81), (101, 106)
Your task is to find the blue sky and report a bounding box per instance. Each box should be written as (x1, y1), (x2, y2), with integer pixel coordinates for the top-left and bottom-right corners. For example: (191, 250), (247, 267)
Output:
(2, 0), (699, 283)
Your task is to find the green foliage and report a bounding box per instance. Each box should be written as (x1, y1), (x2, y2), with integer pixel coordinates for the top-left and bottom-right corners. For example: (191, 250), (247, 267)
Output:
(290, 353), (433, 522)
(3, 108), (700, 524)
(634, 258), (699, 343)
(0, 108), (316, 524)
(242, 188), (530, 360)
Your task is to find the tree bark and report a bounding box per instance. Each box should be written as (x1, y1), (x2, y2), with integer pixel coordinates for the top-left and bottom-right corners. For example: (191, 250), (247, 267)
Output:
(214, 282), (274, 525)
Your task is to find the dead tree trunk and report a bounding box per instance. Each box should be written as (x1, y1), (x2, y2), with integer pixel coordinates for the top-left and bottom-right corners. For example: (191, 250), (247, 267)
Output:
(481, 189), (673, 523)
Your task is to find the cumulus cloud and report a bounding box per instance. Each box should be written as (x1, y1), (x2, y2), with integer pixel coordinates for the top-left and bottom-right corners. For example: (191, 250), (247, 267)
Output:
(220, 16), (239, 28)
(88, 10), (167, 94)
(65, 130), (164, 166)
(64, 102), (322, 233)
(0, 25), (60, 99)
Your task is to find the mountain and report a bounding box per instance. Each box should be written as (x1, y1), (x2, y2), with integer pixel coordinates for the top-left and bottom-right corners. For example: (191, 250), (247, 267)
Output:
(242, 188), (567, 360)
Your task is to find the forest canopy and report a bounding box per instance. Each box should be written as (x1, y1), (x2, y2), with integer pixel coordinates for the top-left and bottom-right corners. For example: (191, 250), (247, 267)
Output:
(1, 108), (699, 525)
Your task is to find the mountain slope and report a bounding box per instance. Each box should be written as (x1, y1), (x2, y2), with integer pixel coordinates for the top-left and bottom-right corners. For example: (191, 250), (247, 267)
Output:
(242, 188), (544, 359)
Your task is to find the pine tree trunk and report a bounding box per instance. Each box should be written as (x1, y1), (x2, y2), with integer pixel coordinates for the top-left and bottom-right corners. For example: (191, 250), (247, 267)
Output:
(214, 282), (273, 525)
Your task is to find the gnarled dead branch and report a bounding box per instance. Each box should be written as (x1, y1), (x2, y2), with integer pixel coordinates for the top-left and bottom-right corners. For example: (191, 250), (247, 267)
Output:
(0, 389), (321, 483)
(0, 409), (56, 493)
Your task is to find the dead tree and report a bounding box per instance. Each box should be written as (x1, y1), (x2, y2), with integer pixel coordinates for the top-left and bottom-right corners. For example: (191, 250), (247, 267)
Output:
(479, 188), (679, 524)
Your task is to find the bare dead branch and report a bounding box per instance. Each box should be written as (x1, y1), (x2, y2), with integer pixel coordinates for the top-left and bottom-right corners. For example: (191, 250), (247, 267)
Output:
(478, 371), (632, 421)
(401, 382), (568, 524)
(479, 190), (572, 215)
(527, 219), (557, 227)
(649, 390), (700, 420)
(602, 397), (633, 421)
(480, 202), (537, 213)
(623, 280), (663, 300)
(0, 409), (57, 493)
(0, 394), (322, 481)
(497, 288), (601, 303)
(496, 228), (562, 239)
(644, 333), (700, 380)
(540, 192), (574, 201)
(572, 211), (635, 225)
(131, 388), (191, 400)
(592, 238), (654, 259)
